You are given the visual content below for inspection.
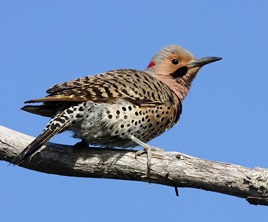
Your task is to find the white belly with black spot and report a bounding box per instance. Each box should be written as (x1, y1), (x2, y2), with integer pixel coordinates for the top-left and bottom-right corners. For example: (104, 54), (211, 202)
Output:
(69, 100), (176, 148)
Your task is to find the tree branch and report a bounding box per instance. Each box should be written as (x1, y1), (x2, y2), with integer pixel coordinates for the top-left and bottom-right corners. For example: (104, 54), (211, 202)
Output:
(1, 125), (268, 206)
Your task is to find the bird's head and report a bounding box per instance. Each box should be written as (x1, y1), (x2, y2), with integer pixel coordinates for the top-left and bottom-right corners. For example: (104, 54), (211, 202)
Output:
(145, 45), (221, 100)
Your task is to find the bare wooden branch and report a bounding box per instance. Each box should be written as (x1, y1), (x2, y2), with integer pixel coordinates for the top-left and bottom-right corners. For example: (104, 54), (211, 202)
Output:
(1, 125), (268, 206)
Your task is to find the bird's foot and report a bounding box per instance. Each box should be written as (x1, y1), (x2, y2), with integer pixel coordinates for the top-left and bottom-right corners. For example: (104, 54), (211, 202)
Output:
(135, 145), (163, 176)
(129, 135), (163, 177)
(73, 140), (89, 152)
(135, 146), (163, 157)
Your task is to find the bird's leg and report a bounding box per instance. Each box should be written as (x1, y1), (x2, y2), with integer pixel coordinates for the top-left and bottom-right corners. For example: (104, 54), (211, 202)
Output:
(129, 135), (163, 176)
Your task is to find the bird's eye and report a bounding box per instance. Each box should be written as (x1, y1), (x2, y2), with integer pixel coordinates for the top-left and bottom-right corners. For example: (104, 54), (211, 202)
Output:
(171, 58), (179, 65)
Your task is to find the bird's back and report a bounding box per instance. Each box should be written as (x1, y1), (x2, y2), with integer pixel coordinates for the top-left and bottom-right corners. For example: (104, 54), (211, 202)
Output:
(22, 69), (181, 117)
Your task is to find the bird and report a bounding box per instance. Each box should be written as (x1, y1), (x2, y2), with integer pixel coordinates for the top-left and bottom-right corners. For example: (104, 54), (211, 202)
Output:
(12, 45), (221, 173)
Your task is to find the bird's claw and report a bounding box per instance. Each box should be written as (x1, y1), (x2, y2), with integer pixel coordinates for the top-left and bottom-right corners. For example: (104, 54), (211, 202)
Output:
(135, 146), (164, 177)
(73, 140), (89, 152)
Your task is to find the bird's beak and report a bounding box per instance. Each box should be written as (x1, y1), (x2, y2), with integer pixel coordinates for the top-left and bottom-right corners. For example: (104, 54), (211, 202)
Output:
(187, 57), (222, 68)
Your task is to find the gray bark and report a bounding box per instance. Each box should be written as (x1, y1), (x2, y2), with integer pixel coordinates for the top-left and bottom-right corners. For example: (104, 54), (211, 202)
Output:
(1, 125), (268, 206)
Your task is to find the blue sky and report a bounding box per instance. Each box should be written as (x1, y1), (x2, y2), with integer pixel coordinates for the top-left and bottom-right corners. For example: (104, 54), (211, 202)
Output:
(1, 1), (268, 221)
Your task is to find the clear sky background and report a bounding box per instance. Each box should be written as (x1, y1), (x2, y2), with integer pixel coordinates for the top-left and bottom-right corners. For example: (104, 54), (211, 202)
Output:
(1, 1), (268, 221)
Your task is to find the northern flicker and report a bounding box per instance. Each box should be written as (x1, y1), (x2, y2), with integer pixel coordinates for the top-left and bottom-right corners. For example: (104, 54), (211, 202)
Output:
(12, 45), (221, 172)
